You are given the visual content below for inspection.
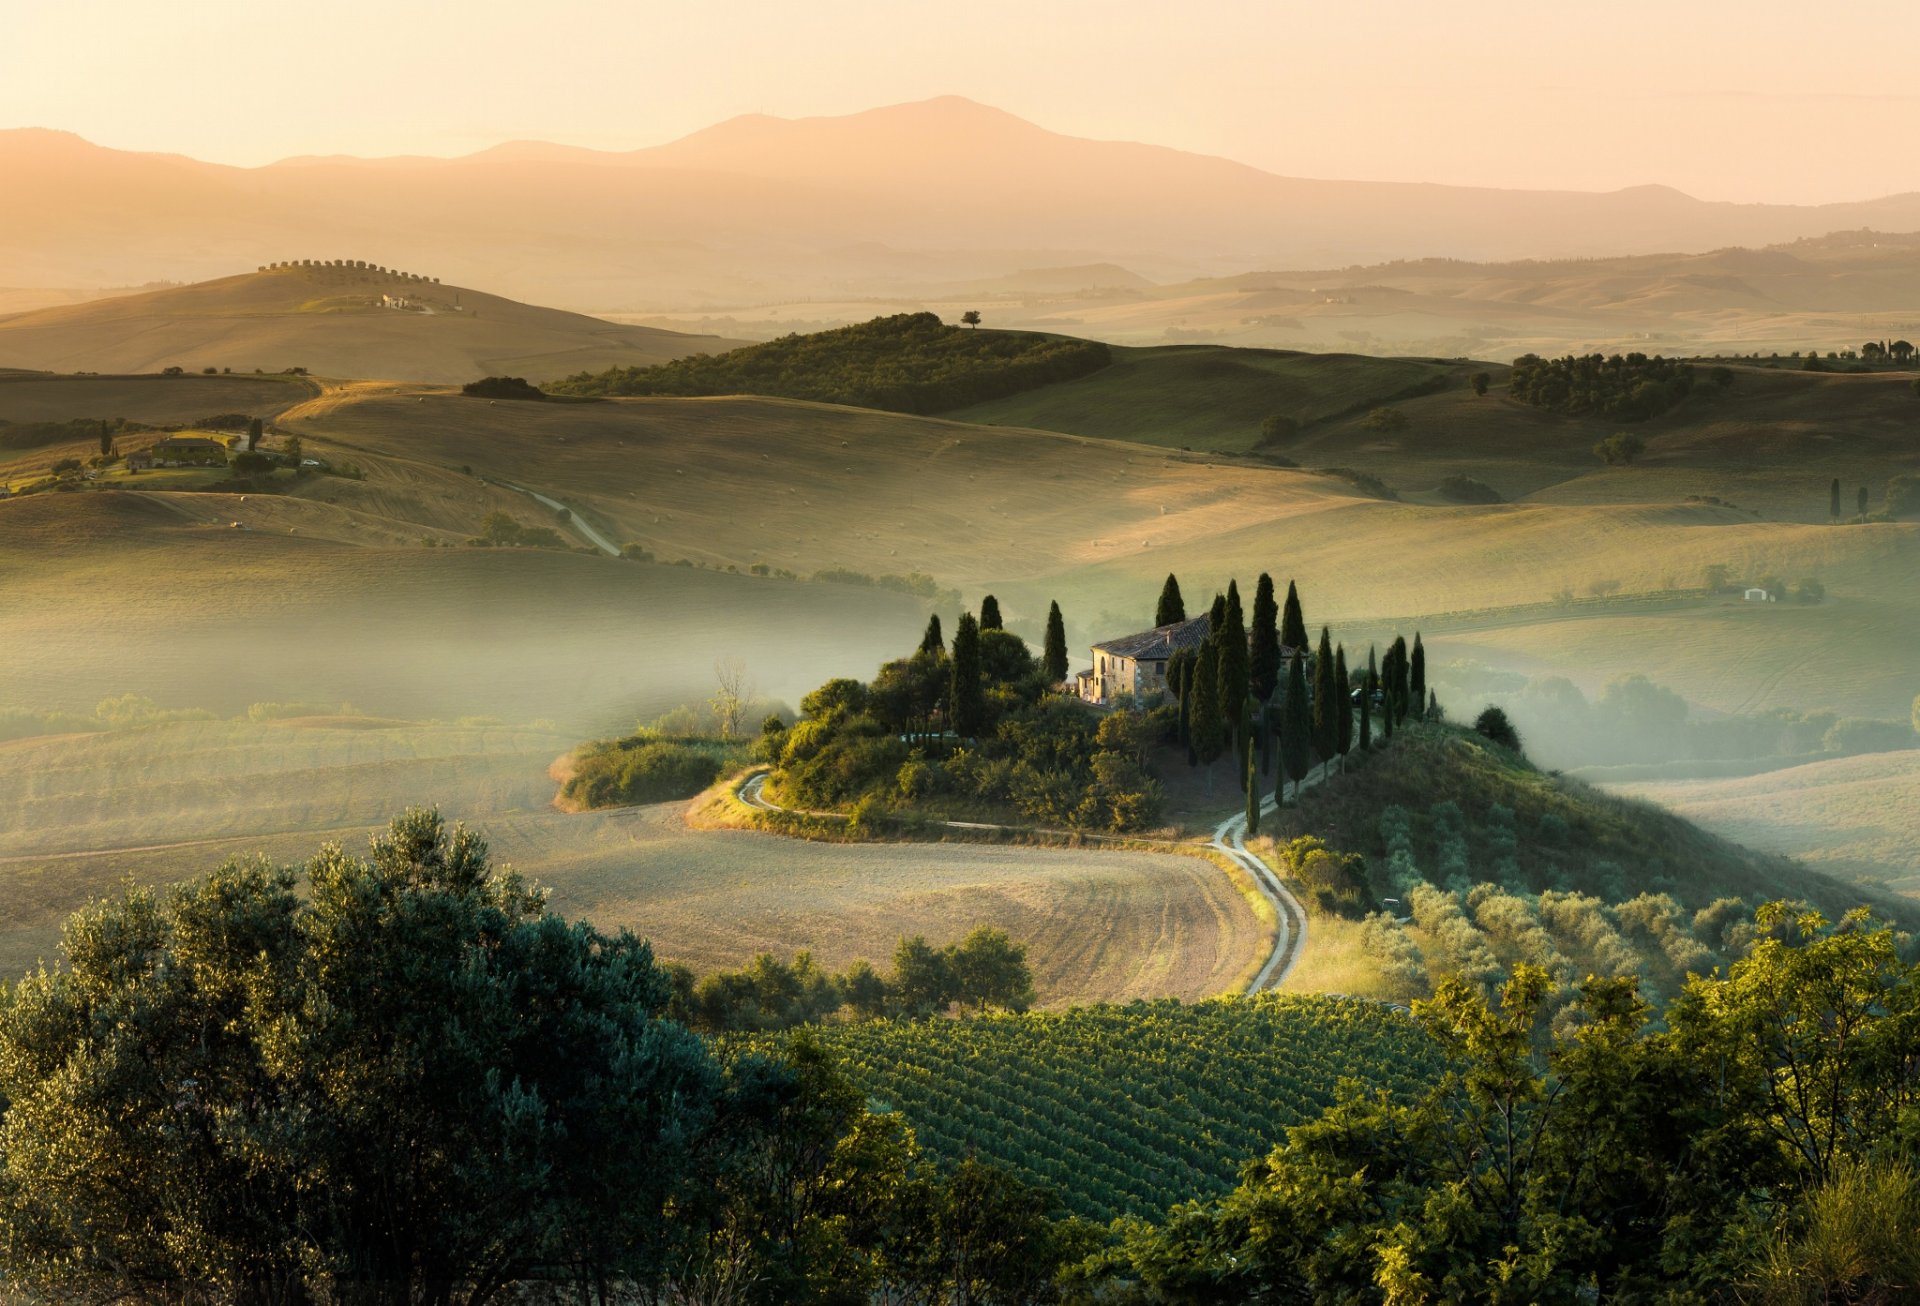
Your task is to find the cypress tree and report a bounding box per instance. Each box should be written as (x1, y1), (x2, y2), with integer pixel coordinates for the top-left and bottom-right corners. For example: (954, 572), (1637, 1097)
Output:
(1249, 572), (1280, 703)
(1361, 646), (1377, 750)
(1311, 627), (1337, 762)
(1859, 485), (1870, 516)
(920, 614), (944, 656)
(98, 421), (112, 459)
(979, 595), (1003, 631)
(949, 614), (985, 738)
(1258, 699), (1274, 776)
(1189, 638), (1225, 767)
(1155, 574), (1186, 627)
(1219, 581), (1249, 731)
(1334, 645), (1352, 769)
(1410, 632), (1426, 721)
(1042, 601), (1068, 683)
(1209, 591), (1227, 629)
(1244, 732), (1259, 834)
(1381, 643), (1398, 739)
(1279, 654), (1312, 800)
(247, 417), (264, 453)
(1427, 688), (1440, 720)
(1389, 635), (1410, 724)
(1831, 477), (1842, 521)
(1280, 580), (1308, 653)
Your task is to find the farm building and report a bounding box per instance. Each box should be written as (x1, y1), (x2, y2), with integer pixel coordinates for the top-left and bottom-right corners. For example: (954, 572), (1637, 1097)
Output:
(1743, 587), (1776, 602)
(1076, 615), (1210, 705)
(124, 450), (153, 471)
(149, 437), (229, 468)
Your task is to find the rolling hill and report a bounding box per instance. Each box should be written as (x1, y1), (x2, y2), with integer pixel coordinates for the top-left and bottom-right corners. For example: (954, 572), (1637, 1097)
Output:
(0, 264), (739, 383)
(13, 101), (1920, 314)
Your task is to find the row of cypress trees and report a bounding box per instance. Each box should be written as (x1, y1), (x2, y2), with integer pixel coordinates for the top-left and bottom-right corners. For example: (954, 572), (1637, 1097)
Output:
(916, 593), (1074, 738)
(1155, 572), (1431, 829)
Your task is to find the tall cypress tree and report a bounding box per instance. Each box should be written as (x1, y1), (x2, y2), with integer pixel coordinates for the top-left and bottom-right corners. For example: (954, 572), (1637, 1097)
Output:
(1249, 573), (1280, 703)
(1244, 732), (1259, 834)
(1381, 642), (1398, 739)
(1311, 627), (1337, 762)
(247, 417), (264, 453)
(98, 421), (112, 459)
(1155, 574), (1186, 627)
(949, 613), (985, 738)
(920, 614), (944, 656)
(979, 595), (1003, 631)
(1279, 654), (1311, 800)
(1360, 646), (1376, 751)
(1397, 633), (1413, 725)
(1209, 591), (1227, 630)
(1042, 601), (1068, 683)
(1830, 477), (1842, 521)
(1258, 699), (1274, 776)
(1219, 581), (1249, 732)
(1190, 638), (1225, 767)
(1334, 644), (1352, 770)
(1410, 632), (1426, 722)
(1280, 580), (1308, 653)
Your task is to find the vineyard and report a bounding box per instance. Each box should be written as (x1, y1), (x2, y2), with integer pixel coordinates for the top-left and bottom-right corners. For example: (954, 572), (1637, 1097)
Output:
(764, 994), (1442, 1223)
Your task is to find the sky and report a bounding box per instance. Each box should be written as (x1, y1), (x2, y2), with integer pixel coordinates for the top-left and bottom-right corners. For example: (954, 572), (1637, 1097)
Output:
(4, 0), (1917, 204)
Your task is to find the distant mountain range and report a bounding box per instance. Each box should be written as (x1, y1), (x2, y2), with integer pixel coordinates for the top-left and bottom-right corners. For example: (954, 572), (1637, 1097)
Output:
(7, 97), (1920, 313)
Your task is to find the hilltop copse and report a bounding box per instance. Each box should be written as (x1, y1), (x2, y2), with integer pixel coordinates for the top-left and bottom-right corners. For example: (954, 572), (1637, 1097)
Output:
(549, 312), (1112, 413)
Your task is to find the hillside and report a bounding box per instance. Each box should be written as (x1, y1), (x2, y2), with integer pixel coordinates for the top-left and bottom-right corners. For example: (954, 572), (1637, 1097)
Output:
(1265, 722), (1904, 923)
(550, 312), (1110, 413)
(1615, 750), (1920, 895)
(763, 994), (1441, 1223)
(14, 104), (1920, 313)
(0, 265), (740, 383)
(947, 344), (1458, 452)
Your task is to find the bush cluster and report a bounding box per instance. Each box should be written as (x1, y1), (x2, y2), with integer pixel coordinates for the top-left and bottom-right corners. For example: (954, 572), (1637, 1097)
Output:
(1509, 351), (1696, 420)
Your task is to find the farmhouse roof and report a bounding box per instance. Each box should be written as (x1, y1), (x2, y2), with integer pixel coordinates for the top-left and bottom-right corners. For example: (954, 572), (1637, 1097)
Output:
(1092, 614), (1211, 659)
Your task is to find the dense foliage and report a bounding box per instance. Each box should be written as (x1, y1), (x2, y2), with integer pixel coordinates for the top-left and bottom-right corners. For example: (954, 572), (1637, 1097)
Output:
(1097, 913), (1920, 1303)
(560, 734), (737, 807)
(770, 617), (1167, 833)
(549, 312), (1113, 414)
(773, 995), (1443, 1224)
(1509, 351), (1697, 420)
(466, 510), (568, 549)
(460, 375), (549, 400)
(664, 927), (1037, 1032)
(0, 813), (1089, 1306)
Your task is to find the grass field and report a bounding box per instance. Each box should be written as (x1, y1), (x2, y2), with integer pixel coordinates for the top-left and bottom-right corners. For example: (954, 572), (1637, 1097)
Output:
(1614, 750), (1920, 896)
(946, 345), (1459, 453)
(0, 718), (1266, 998)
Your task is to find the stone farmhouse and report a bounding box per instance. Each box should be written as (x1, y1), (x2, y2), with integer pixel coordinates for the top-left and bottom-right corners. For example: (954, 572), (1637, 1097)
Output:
(1076, 613), (1303, 707)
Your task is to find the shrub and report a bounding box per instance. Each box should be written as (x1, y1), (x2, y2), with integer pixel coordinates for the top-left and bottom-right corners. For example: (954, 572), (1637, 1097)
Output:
(1820, 717), (1916, 756)
(461, 376), (548, 401)
(1258, 414), (1300, 443)
(1594, 432), (1648, 466)
(1363, 406), (1408, 432)
(1473, 706), (1523, 754)
(1435, 475), (1502, 504)
(562, 740), (724, 808)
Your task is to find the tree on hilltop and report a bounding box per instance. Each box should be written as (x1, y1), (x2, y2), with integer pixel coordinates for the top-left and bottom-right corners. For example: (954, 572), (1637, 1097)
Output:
(920, 613), (944, 656)
(979, 594), (1003, 631)
(1470, 371), (1491, 397)
(960, 310), (982, 329)
(1281, 579), (1308, 653)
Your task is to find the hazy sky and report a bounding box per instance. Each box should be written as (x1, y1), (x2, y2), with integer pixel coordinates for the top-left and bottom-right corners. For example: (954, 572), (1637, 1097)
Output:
(5, 0), (1916, 203)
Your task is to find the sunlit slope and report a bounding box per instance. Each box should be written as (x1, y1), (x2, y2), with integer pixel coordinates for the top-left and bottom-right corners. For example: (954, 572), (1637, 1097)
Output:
(1616, 751), (1920, 894)
(280, 386), (1920, 718)
(0, 492), (927, 727)
(946, 345), (1460, 452)
(0, 266), (741, 383)
(0, 722), (1264, 1001)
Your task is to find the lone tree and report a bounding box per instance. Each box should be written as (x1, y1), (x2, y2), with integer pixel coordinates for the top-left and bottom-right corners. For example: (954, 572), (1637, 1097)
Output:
(1831, 478), (1842, 521)
(1594, 432), (1648, 466)
(1278, 654), (1312, 801)
(1475, 705), (1523, 753)
(1470, 371), (1491, 397)
(1280, 579), (1308, 654)
(960, 310), (982, 329)
(979, 594), (1003, 630)
(949, 613), (985, 737)
(97, 421), (112, 458)
(920, 613), (945, 656)
(247, 417), (264, 452)
(1249, 573), (1281, 703)
(710, 656), (752, 737)
(1042, 600), (1068, 683)
(1156, 573), (1186, 627)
